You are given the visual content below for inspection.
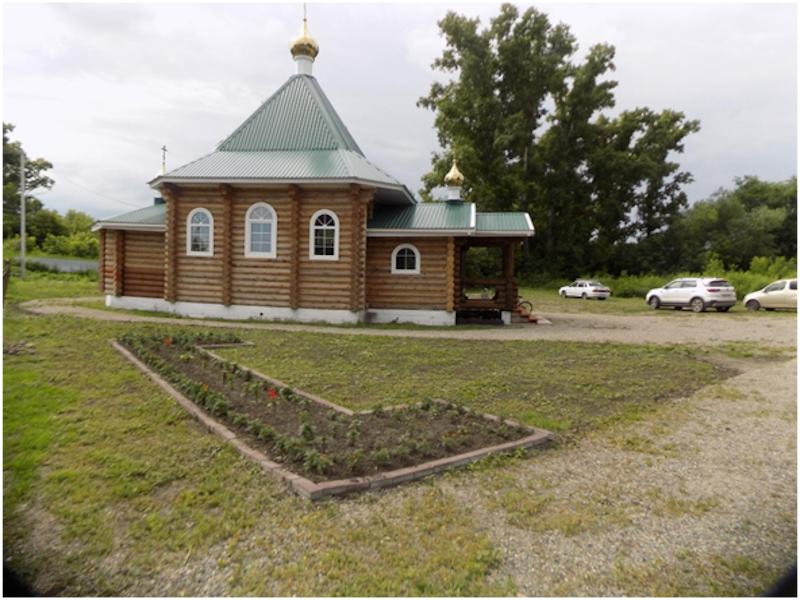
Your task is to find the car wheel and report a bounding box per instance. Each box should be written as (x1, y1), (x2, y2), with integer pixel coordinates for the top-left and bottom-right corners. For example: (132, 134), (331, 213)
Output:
(560, 291), (567, 298)
(581, 293), (588, 300)
(746, 299), (760, 311)
(648, 296), (661, 310)
(690, 297), (706, 313)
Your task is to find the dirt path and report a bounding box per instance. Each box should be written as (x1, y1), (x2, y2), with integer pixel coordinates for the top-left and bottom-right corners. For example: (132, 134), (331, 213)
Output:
(20, 298), (797, 348)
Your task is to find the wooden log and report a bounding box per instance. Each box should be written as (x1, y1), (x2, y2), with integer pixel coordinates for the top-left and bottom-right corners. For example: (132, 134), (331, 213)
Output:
(446, 236), (455, 312)
(97, 230), (106, 293)
(162, 185), (179, 302)
(220, 184), (234, 306)
(289, 184), (301, 310)
(114, 230), (124, 296)
(231, 290), (292, 300)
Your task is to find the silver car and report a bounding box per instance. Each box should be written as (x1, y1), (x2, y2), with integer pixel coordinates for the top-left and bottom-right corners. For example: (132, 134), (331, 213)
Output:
(559, 279), (611, 300)
(646, 278), (737, 313)
(743, 279), (797, 311)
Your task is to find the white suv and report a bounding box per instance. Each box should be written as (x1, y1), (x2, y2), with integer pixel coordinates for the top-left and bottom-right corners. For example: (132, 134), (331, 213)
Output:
(646, 278), (737, 313)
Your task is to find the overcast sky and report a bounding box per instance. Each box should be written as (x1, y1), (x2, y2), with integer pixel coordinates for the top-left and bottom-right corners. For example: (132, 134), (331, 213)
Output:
(3, 2), (797, 220)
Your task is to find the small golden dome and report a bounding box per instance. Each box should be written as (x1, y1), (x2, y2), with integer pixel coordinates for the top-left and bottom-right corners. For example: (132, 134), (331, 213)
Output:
(444, 158), (464, 186)
(289, 12), (319, 59)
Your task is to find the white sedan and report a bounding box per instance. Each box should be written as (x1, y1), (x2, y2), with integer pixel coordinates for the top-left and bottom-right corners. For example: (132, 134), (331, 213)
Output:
(743, 279), (797, 311)
(559, 279), (611, 300)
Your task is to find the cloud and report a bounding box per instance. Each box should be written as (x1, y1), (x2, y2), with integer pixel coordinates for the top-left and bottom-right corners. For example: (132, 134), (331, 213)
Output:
(3, 2), (796, 219)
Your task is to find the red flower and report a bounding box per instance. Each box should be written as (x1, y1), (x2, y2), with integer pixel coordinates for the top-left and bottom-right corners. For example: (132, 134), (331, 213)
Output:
(165, 337), (172, 345)
(268, 388), (278, 399)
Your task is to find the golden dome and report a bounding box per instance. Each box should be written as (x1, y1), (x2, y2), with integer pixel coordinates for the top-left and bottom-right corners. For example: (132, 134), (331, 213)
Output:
(444, 158), (464, 186)
(289, 11), (319, 59)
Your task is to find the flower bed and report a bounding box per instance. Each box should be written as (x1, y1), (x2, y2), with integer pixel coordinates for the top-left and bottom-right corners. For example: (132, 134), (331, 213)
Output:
(117, 332), (552, 492)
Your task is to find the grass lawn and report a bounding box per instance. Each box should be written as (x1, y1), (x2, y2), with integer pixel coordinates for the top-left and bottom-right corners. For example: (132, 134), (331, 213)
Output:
(213, 331), (721, 433)
(4, 272), (101, 302)
(518, 286), (653, 314)
(3, 278), (793, 596)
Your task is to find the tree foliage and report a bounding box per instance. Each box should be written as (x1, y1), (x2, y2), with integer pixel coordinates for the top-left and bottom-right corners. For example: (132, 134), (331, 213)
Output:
(419, 3), (700, 278)
(670, 176), (797, 272)
(3, 123), (98, 257)
(3, 122), (55, 238)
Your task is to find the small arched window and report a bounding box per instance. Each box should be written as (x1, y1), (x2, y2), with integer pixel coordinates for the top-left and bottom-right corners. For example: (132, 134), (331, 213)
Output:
(187, 208), (213, 256)
(310, 209), (339, 260)
(391, 244), (420, 275)
(245, 203), (277, 258)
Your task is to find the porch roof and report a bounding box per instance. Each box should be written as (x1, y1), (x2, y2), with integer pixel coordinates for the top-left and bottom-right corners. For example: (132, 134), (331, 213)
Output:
(367, 203), (534, 237)
(91, 203), (166, 232)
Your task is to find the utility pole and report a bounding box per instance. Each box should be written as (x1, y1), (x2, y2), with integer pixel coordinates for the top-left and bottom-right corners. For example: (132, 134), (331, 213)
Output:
(20, 153), (26, 280)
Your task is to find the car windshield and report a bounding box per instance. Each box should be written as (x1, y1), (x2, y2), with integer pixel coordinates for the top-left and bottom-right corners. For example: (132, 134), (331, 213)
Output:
(707, 280), (731, 288)
(587, 281), (604, 287)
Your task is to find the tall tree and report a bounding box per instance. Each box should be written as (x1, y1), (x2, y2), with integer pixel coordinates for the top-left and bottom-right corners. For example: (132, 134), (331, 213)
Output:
(3, 123), (55, 238)
(419, 3), (700, 277)
(672, 176), (796, 272)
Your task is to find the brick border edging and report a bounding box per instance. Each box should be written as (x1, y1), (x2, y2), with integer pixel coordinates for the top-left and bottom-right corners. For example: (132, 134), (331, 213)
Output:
(109, 339), (554, 501)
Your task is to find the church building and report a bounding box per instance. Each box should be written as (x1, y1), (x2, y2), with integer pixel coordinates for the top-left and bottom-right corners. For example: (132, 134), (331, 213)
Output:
(93, 15), (535, 326)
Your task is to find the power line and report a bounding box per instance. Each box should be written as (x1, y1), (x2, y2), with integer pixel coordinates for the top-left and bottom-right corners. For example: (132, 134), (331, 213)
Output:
(51, 170), (144, 208)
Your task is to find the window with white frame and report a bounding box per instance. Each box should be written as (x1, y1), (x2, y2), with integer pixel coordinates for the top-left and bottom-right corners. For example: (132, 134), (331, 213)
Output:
(391, 244), (421, 275)
(245, 203), (277, 258)
(187, 208), (213, 256)
(310, 210), (339, 260)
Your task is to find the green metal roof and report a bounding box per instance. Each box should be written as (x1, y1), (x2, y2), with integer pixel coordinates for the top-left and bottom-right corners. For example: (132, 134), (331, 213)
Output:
(217, 75), (362, 152)
(162, 149), (402, 186)
(92, 201), (534, 238)
(91, 203), (166, 231)
(151, 74), (414, 204)
(368, 203), (475, 232)
(476, 212), (534, 234)
(368, 204), (534, 237)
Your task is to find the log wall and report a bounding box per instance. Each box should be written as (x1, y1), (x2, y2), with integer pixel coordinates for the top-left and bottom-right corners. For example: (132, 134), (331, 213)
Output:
(172, 187), (226, 304)
(100, 229), (118, 295)
(228, 188), (293, 307)
(121, 231), (166, 298)
(365, 237), (451, 310)
(155, 184), (374, 311)
(296, 188), (365, 311)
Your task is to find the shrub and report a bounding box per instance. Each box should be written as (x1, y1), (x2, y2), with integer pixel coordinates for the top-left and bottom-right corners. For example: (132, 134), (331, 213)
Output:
(41, 232), (99, 258)
(2, 235), (38, 258)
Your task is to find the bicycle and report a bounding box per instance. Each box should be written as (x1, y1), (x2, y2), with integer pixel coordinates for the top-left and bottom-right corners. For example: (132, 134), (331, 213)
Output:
(515, 296), (533, 313)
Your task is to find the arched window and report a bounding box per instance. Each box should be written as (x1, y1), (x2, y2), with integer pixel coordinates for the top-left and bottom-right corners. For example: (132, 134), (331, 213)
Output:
(310, 209), (339, 260)
(245, 203), (277, 258)
(187, 208), (213, 256)
(391, 244), (421, 275)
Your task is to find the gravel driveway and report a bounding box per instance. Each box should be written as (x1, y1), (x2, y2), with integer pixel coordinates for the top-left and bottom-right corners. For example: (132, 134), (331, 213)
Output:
(18, 299), (799, 595)
(21, 298), (798, 348)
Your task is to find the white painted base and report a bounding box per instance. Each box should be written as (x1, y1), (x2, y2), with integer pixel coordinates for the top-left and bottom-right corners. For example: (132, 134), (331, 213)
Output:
(501, 311), (512, 325)
(366, 308), (455, 326)
(106, 296), (364, 325)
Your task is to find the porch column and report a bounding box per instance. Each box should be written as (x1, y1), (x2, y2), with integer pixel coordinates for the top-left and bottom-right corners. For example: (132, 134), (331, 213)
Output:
(446, 237), (455, 312)
(503, 242), (516, 310)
